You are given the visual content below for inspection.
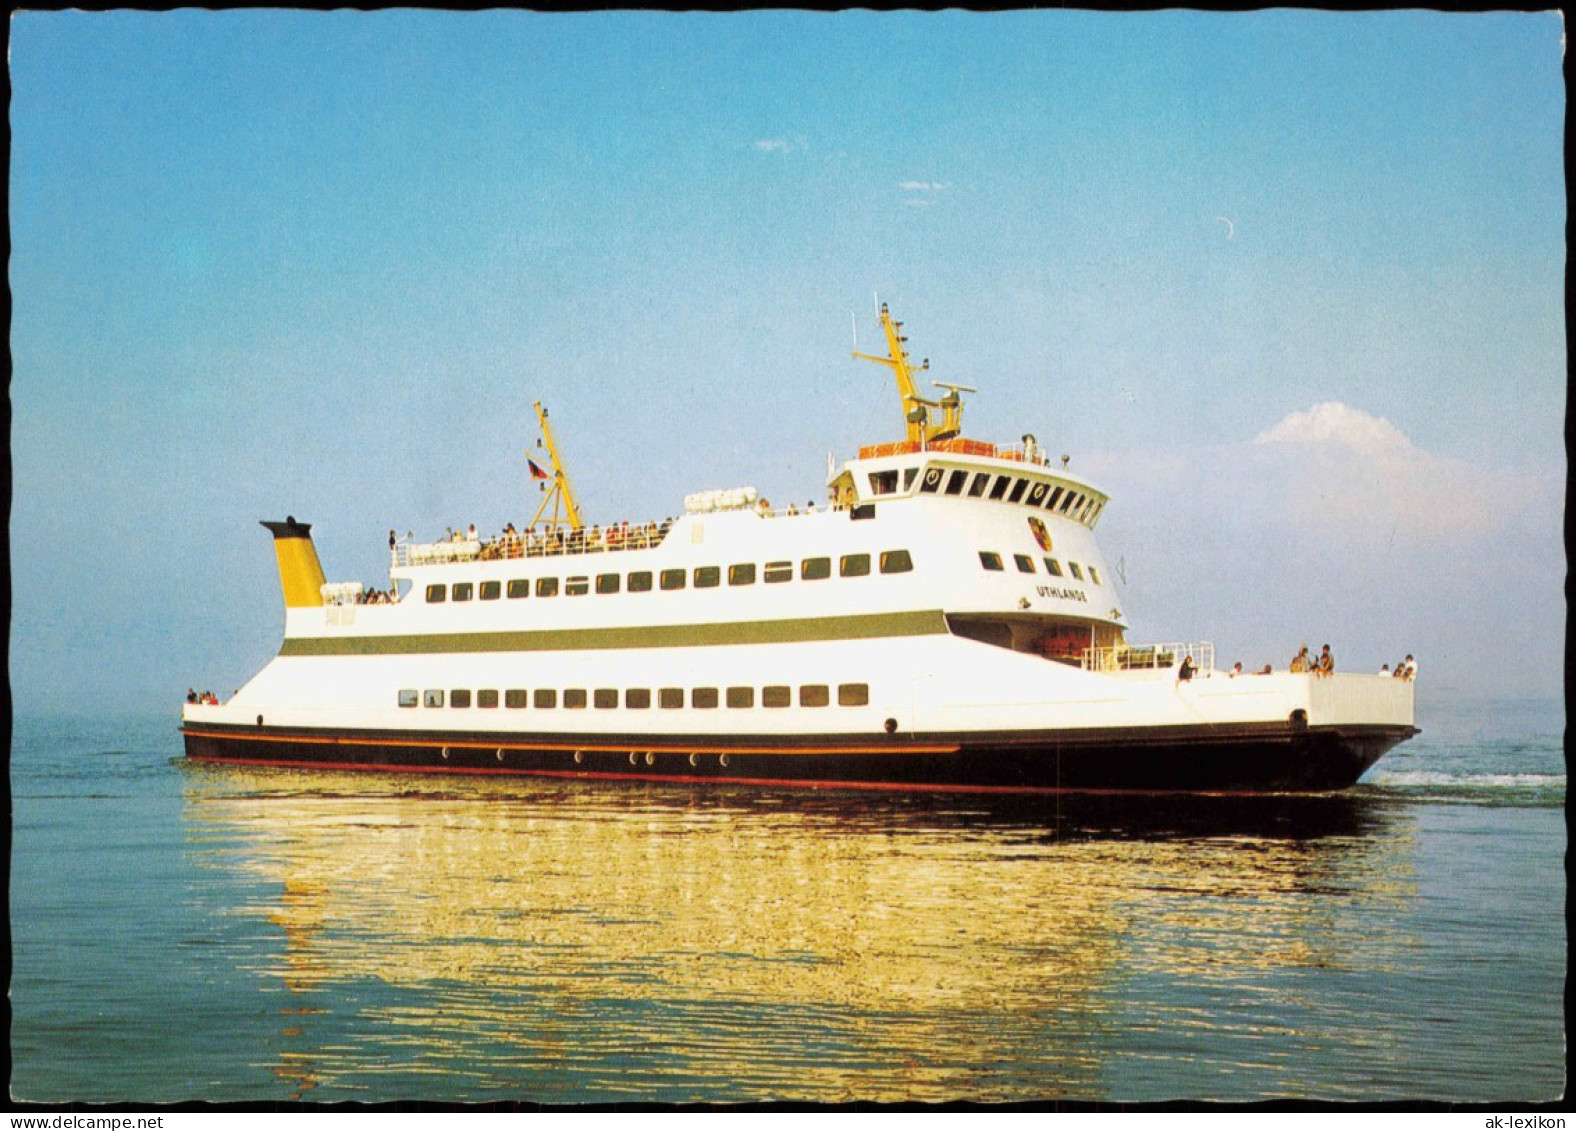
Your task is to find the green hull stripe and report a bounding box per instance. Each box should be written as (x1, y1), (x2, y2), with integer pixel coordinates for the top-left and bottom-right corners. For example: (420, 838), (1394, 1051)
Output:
(279, 609), (950, 657)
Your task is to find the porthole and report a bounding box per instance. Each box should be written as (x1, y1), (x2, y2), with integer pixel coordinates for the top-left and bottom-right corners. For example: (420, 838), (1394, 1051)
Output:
(689, 752), (700, 767)
(629, 751), (639, 766)
(644, 751), (656, 766)
(719, 753), (731, 768)
(573, 750), (583, 764)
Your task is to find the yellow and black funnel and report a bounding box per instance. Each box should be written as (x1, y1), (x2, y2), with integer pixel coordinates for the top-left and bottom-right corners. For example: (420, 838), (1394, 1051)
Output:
(260, 517), (327, 608)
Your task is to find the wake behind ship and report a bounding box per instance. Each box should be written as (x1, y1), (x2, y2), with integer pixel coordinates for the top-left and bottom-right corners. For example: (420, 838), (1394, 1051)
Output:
(182, 305), (1417, 792)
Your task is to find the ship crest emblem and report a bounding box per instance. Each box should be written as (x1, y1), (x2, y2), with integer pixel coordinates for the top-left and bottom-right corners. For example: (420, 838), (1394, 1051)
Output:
(1028, 516), (1052, 552)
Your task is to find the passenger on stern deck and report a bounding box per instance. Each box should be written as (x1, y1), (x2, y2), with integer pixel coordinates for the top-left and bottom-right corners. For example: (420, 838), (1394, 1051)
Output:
(1316, 644), (1335, 677)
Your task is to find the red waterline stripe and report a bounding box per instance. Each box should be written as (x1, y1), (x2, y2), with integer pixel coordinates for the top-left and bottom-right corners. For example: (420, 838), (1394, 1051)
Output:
(183, 752), (1275, 797)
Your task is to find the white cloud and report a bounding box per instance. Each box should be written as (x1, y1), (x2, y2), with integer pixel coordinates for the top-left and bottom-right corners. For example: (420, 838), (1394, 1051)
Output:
(1252, 402), (1522, 542)
(1254, 401), (1415, 455)
(754, 136), (807, 154)
(898, 180), (951, 192)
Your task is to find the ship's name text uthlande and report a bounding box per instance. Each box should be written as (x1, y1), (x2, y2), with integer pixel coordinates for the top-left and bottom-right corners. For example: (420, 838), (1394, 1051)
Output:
(1037, 586), (1088, 602)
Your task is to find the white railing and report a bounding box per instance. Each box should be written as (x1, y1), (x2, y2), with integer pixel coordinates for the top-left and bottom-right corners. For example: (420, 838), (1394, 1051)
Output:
(1082, 641), (1215, 674)
(393, 523), (673, 569)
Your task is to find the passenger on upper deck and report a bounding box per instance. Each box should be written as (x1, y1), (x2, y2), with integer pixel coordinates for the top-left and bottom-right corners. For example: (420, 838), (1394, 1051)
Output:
(1289, 645), (1312, 673)
(1315, 644), (1334, 677)
(1178, 655), (1196, 682)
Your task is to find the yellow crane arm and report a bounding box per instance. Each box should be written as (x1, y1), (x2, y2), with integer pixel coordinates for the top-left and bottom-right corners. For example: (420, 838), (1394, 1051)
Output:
(529, 401), (585, 531)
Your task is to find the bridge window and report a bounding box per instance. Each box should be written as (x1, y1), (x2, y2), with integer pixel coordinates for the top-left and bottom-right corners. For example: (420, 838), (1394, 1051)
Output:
(508, 579), (530, 599)
(989, 476), (1011, 500)
(980, 551), (1004, 571)
(870, 470), (899, 495)
(968, 473), (991, 497)
(903, 468), (919, 490)
(1027, 481), (1050, 507)
(918, 467), (944, 493)
(944, 469), (968, 495)
(840, 553), (871, 578)
(1045, 486), (1064, 511)
(1007, 478), (1030, 503)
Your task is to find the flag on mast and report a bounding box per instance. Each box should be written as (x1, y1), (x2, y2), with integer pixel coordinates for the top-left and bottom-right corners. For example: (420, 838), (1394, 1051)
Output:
(527, 457), (551, 481)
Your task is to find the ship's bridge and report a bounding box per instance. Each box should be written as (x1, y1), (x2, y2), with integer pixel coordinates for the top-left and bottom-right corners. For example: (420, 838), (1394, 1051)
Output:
(831, 437), (1108, 531)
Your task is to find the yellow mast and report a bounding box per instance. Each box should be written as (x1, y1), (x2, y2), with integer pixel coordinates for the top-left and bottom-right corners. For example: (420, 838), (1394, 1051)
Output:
(528, 401), (585, 532)
(853, 303), (967, 444)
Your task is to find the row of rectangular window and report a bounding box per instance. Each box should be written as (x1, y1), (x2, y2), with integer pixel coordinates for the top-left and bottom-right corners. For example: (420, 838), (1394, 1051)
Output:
(398, 683), (871, 710)
(424, 551), (914, 603)
(875, 466), (1103, 525)
(979, 551), (1098, 585)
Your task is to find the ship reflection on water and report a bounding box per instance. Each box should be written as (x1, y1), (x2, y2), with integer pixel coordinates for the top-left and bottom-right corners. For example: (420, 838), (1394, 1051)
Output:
(181, 765), (1415, 1103)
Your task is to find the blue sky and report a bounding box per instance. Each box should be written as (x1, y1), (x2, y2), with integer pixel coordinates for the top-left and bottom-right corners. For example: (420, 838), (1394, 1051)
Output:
(10, 10), (1566, 713)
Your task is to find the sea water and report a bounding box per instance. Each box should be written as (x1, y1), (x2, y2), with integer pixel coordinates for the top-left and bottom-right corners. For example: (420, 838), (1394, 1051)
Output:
(9, 696), (1565, 1104)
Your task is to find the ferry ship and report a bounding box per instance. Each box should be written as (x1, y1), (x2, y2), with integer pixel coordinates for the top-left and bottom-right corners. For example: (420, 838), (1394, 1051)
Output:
(182, 306), (1418, 792)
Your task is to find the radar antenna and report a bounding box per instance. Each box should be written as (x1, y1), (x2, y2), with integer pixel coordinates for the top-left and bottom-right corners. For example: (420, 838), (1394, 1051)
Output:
(528, 401), (585, 532)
